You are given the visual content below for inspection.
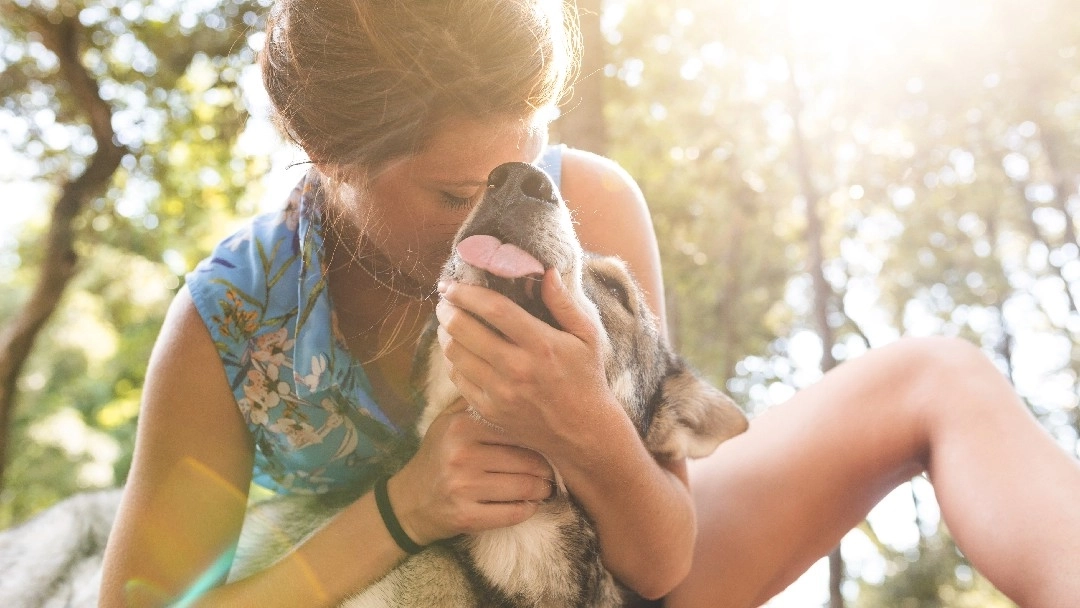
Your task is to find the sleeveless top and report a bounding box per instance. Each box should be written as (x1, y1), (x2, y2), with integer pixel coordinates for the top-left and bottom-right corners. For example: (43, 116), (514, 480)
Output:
(186, 146), (564, 494)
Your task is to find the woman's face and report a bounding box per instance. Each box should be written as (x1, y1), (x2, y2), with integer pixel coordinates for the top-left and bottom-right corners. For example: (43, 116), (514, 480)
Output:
(341, 115), (548, 287)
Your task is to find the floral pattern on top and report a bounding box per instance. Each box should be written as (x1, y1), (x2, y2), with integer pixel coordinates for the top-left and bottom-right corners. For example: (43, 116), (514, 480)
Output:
(187, 173), (398, 494)
(185, 147), (563, 495)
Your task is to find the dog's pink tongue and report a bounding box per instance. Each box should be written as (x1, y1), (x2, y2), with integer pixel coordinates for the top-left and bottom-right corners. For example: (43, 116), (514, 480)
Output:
(457, 234), (544, 279)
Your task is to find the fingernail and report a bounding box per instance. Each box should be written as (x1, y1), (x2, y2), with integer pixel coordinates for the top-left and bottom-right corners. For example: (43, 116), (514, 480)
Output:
(437, 280), (448, 294)
(549, 269), (564, 291)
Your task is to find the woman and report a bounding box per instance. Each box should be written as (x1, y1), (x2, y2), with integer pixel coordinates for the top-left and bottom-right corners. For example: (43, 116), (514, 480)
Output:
(99, 1), (1080, 606)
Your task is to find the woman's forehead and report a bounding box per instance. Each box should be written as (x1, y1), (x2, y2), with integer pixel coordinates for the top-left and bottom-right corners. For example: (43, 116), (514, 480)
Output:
(409, 116), (547, 183)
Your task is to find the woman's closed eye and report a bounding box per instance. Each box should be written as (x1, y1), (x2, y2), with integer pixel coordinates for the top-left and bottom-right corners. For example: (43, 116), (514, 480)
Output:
(440, 190), (488, 211)
(440, 192), (474, 210)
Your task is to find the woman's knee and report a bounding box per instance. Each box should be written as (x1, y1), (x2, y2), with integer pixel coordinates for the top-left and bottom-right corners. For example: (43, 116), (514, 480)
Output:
(876, 336), (1016, 441)
(885, 335), (1000, 385)
(830, 337), (1006, 443)
(892, 336), (1007, 397)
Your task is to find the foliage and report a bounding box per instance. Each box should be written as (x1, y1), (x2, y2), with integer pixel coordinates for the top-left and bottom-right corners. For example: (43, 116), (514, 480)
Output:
(853, 524), (1017, 608)
(601, 0), (1078, 604)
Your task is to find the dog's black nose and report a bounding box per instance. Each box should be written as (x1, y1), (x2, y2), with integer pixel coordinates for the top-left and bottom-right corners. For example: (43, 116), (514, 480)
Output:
(487, 162), (558, 205)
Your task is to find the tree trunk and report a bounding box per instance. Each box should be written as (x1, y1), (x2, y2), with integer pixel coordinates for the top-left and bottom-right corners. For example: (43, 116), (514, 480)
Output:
(552, 0), (609, 154)
(0, 8), (125, 489)
(785, 54), (844, 608)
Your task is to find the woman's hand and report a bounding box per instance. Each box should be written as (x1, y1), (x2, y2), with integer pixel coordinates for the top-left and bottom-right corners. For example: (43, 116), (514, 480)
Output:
(389, 399), (555, 546)
(432, 266), (698, 599)
(434, 268), (617, 455)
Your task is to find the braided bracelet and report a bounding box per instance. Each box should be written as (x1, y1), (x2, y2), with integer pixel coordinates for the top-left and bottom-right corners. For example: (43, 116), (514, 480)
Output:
(374, 475), (425, 555)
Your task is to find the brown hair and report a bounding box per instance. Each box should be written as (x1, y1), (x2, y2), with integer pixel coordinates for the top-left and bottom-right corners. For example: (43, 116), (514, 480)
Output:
(261, 0), (580, 172)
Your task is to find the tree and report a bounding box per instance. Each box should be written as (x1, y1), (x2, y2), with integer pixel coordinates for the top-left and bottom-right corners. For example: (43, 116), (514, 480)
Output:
(0, 5), (125, 486)
(3, 0), (1078, 605)
(552, 0), (609, 154)
(0, 0), (273, 522)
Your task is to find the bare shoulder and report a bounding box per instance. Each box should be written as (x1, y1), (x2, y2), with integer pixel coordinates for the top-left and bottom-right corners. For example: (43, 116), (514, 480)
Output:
(136, 285), (254, 476)
(559, 147), (665, 323)
(559, 148), (649, 244)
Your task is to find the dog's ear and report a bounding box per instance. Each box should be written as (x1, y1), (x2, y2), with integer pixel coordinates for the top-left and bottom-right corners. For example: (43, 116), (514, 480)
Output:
(645, 362), (748, 461)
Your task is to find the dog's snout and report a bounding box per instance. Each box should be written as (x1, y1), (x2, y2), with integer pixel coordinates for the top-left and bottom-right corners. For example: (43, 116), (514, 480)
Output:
(487, 162), (559, 205)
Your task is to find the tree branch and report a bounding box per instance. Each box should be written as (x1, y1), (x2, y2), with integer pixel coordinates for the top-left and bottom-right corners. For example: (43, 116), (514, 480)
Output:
(0, 8), (126, 487)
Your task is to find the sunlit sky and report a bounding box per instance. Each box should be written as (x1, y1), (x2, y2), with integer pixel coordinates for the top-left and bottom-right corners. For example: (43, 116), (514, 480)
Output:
(0, 141), (50, 237)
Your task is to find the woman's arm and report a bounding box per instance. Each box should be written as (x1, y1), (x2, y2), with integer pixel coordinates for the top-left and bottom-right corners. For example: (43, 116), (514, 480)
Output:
(98, 288), (406, 606)
(558, 149), (697, 597)
(100, 287), (553, 606)
(436, 149), (698, 599)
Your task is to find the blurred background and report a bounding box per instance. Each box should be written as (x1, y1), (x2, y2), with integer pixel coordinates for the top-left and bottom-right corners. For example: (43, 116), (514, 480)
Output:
(2, 0), (1078, 605)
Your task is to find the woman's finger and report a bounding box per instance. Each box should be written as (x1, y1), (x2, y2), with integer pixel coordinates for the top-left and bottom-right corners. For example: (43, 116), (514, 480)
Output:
(436, 325), (499, 409)
(539, 268), (600, 346)
(470, 442), (554, 480)
(459, 500), (541, 534)
(436, 297), (515, 364)
(474, 472), (555, 504)
(438, 281), (558, 351)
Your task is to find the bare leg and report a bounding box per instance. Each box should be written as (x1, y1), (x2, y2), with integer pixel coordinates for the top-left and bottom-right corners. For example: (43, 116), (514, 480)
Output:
(666, 337), (1080, 608)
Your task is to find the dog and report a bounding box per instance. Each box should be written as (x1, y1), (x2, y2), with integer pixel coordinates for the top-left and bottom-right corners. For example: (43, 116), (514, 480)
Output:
(0, 162), (747, 607)
(228, 161), (748, 607)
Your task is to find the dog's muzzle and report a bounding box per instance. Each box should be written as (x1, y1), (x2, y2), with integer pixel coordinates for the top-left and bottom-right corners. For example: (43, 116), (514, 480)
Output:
(449, 162), (570, 325)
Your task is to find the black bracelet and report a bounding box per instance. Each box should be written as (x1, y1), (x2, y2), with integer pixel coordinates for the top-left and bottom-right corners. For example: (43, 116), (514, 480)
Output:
(374, 475), (425, 555)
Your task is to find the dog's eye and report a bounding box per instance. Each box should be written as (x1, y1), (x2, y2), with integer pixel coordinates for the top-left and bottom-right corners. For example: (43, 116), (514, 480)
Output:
(597, 272), (633, 312)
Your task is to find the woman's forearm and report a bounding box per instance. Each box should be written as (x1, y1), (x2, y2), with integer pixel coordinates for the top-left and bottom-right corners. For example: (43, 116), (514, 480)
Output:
(105, 489), (406, 608)
(195, 490), (405, 607)
(549, 398), (697, 600)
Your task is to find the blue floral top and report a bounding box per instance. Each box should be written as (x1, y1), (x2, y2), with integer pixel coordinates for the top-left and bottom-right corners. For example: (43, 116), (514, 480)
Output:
(186, 146), (564, 494)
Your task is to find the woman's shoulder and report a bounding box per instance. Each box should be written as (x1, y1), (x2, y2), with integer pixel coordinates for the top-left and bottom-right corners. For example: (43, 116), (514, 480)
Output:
(557, 148), (652, 249)
(184, 182), (309, 349)
(556, 146), (666, 322)
(558, 147), (643, 199)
